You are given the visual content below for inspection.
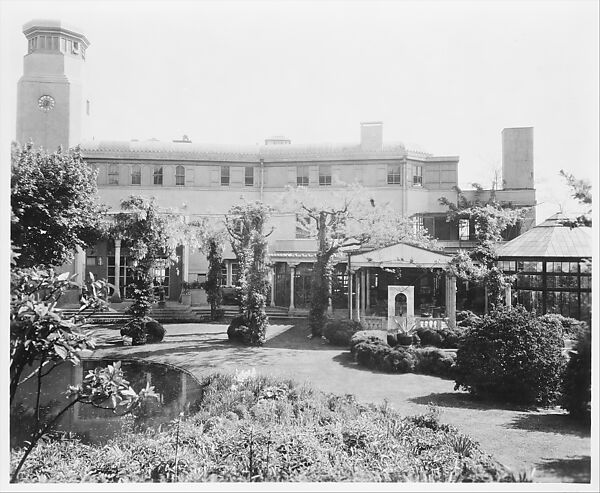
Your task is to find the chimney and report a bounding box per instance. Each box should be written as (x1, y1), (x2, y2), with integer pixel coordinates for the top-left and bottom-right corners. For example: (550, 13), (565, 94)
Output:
(502, 127), (534, 189)
(360, 121), (383, 151)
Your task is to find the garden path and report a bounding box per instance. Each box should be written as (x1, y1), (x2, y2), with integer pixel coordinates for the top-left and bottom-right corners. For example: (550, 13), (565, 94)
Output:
(87, 322), (592, 484)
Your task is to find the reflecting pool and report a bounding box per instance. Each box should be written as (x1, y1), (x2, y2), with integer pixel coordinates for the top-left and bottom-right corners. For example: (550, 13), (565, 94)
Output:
(11, 359), (204, 448)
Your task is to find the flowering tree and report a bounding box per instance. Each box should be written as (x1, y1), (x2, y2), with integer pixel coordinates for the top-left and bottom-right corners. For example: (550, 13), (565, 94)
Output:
(283, 185), (438, 335)
(11, 143), (105, 268)
(225, 201), (273, 345)
(111, 196), (201, 344)
(439, 189), (527, 311)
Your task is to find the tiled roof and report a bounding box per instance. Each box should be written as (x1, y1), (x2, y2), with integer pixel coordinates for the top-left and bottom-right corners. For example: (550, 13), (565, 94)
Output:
(79, 139), (444, 163)
(496, 213), (593, 258)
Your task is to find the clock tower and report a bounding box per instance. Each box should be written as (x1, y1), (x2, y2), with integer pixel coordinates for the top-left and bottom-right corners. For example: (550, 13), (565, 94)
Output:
(16, 20), (90, 151)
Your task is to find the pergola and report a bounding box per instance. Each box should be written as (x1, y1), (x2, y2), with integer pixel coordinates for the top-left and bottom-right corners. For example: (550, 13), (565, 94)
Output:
(349, 242), (456, 326)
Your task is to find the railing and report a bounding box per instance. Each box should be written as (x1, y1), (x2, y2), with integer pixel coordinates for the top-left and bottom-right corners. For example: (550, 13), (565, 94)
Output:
(361, 316), (448, 332)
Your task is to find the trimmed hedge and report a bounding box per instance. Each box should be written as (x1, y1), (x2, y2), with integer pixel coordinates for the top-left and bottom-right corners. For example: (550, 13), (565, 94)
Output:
(350, 330), (387, 354)
(350, 339), (456, 378)
(454, 306), (565, 405)
(323, 319), (365, 346)
(415, 324), (464, 349)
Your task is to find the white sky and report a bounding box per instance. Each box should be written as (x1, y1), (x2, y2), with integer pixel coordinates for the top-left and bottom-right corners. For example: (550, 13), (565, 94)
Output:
(1, 0), (598, 223)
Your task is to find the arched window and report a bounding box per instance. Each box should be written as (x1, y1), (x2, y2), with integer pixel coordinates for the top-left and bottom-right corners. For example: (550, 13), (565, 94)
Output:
(394, 293), (407, 317)
(175, 165), (185, 186)
(108, 164), (119, 185)
(153, 166), (163, 185)
(131, 165), (141, 185)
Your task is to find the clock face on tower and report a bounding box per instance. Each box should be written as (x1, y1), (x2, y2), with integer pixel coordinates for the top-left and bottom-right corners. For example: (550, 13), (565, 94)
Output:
(38, 95), (55, 112)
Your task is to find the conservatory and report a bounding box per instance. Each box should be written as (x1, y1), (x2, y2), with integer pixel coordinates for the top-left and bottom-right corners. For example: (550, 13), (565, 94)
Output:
(496, 213), (592, 323)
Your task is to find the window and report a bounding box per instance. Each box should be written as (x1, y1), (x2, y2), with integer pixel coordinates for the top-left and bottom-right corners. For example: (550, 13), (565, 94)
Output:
(86, 100), (90, 116)
(319, 165), (332, 186)
(153, 166), (163, 185)
(60, 37), (66, 52)
(220, 263), (227, 286)
(221, 166), (230, 186)
(131, 165), (141, 185)
(387, 164), (402, 185)
(413, 165), (423, 185)
(175, 165), (185, 186)
(459, 219), (470, 240)
(231, 262), (240, 284)
(72, 41), (80, 54)
(108, 164), (119, 185)
(52, 37), (59, 50)
(245, 166), (254, 186)
(412, 214), (424, 235)
(297, 166), (309, 186)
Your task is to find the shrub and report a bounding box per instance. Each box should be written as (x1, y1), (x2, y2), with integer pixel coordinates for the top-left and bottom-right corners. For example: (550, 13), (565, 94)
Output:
(144, 319), (166, 343)
(560, 325), (591, 419)
(382, 347), (416, 373)
(413, 348), (456, 379)
(416, 328), (443, 347)
(538, 314), (584, 342)
(350, 330), (387, 351)
(456, 310), (483, 328)
(227, 315), (253, 344)
(454, 306), (566, 405)
(323, 319), (364, 346)
(121, 317), (165, 345)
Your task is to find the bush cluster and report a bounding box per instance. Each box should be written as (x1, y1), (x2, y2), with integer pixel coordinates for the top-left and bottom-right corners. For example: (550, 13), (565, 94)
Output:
(454, 306), (565, 405)
(227, 315), (255, 344)
(415, 325), (464, 349)
(560, 325), (591, 419)
(120, 317), (166, 345)
(322, 319), (364, 346)
(350, 338), (456, 378)
(11, 373), (520, 483)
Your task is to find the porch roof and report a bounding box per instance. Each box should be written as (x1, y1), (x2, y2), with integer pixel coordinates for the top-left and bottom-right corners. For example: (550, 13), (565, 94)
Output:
(350, 242), (452, 269)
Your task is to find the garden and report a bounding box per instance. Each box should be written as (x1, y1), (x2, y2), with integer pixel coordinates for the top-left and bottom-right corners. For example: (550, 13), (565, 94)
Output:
(9, 144), (592, 484)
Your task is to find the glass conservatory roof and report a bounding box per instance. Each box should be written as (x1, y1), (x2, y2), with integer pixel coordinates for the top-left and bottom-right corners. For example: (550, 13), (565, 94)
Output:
(497, 213), (592, 258)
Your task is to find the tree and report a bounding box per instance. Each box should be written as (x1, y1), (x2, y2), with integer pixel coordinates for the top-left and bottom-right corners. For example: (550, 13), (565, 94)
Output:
(559, 169), (591, 227)
(11, 143), (106, 268)
(9, 250), (157, 481)
(439, 188), (527, 312)
(111, 196), (200, 343)
(284, 185), (438, 336)
(225, 201), (273, 345)
(201, 228), (225, 320)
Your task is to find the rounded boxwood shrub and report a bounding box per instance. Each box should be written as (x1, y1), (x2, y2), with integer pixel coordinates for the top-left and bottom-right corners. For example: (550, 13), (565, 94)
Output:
(560, 325), (591, 419)
(454, 306), (566, 405)
(413, 348), (456, 379)
(382, 347), (416, 373)
(323, 319), (365, 346)
(350, 330), (387, 356)
(227, 315), (253, 344)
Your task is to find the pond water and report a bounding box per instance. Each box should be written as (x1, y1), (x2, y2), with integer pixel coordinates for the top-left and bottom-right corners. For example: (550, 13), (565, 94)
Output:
(10, 359), (204, 448)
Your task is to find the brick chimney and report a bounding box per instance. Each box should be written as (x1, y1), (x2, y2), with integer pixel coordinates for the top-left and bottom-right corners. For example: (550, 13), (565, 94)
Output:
(360, 121), (383, 151)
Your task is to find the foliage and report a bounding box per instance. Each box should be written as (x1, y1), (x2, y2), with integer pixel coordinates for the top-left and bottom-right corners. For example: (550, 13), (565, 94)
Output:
(456, 310), (483, 328)
(201, 230), (225, 320)
(560, 325), (591, 419)
(454, 306), (566, 405)
(412, 348), (457, 379)
(111, 196), (201, 331)
(559, 169), (592, 227)
(537, 314), (585, 341)
(225, 202), (272, 345)
(322, 318), (364, 346)
(416, 324), (465, 349)
(120, 317), (166, 346)
(350, 330), (388, 353)
(227, 315), (254, 344)
(10, 361), (158, 482)
(10, 263), (109, 403)
(283, 184), (438, 336)
(9, 257), (158, 481)
(11, 372), (522, 483)
(439, 191), (526, 312)
(11, 143), (106, 268)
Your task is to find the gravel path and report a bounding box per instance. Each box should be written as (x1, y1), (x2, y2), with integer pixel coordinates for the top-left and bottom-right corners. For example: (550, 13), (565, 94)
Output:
(87, 322), (592, 484)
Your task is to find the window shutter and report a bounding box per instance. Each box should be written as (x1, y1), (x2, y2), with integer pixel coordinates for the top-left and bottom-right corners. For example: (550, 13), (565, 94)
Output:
(185, 166), (194, 186)
(287, 166), (296, 185)
(210, 167), (220, 186)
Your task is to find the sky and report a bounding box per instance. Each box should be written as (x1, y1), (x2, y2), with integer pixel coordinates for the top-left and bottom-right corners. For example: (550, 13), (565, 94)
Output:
(0, 0), (598, 224)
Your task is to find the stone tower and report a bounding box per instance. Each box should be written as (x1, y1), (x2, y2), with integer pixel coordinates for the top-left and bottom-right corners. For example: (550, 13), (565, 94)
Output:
(16, 20), (90, 151)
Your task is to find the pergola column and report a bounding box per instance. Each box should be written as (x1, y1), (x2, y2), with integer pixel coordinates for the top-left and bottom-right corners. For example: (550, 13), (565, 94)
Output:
(348, 267), (353, 320)
(226, 260), (232, 286)
(270, 268), (276, 307)
(75, 246), (85, 287)
(445, 274), (457, 327)
(505, 284), (512, 307)
(288, 263), (297, 312)
(365, 269), (371, 312)
(113, 239), (122, 301)
(355, 268), (361, 321)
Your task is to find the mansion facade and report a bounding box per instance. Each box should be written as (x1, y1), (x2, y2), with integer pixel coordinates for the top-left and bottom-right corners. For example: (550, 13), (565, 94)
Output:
(14, 19), (537, 319)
